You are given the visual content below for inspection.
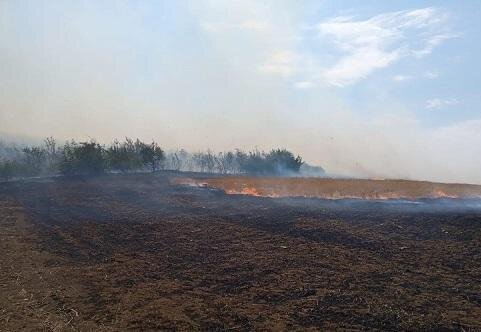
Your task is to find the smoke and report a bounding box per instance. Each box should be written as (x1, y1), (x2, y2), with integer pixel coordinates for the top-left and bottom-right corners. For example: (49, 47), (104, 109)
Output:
(0, 1), (480, 184)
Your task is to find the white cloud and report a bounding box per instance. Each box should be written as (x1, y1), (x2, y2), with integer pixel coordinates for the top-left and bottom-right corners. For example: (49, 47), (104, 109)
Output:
(200, 20), (270, 33)
(258, 51), (298, 77)
(239, 20), (269, 32)
(392, 74), (412, 82)
(322, 47), (400, 86)
(424, 70), (439, 79)
(199, 4), (453, 88)
(426, 98), (459, 109)
(197, 0), (274, 34)
(294, 81), (313, 89)
(393, 70), (439, 82)
(318, 7), (452, 86)
(412, 33), (458, 58)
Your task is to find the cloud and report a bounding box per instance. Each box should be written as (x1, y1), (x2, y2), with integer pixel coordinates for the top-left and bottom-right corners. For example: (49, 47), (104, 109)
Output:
(321, 47), (400, 86)
(412, 33), (458, 58)
(318, 7), (452, 86)
(258, 51), (298, 77)
(392, 70), (439, 82)
(392, 74), (412, 82)
(200, 4), (453, 88)
(200, 20), (270, 33)
(424, 70), (439, 79)
(426, 98), (459, 109)
(294, 81), (313, 89)
(239, 20), (270, 32)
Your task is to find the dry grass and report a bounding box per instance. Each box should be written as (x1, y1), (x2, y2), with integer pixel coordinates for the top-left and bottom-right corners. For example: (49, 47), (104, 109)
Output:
(184, 176), (481, 199)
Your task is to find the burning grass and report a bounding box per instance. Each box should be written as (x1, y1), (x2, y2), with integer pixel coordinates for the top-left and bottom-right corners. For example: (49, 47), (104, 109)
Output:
(175, 176), (481, 200)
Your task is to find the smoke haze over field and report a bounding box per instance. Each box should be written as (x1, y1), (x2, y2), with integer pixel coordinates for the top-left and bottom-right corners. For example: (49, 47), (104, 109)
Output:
(1, 1), (481, 184)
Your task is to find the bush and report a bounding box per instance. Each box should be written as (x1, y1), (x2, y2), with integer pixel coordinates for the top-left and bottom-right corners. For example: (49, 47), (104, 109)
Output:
(265, 149), (303, 174)
(22, 146), (47, 176)
(60, 140), (106, 176)
(44, 137), (60, 173)
(0, 137), (312, 178)
(106, 138), (143, 172)
(237, 148), (303, 175)
(239, 150), (267, 174)
(139, 141), (165, 172)
(0, 159), (17, 181)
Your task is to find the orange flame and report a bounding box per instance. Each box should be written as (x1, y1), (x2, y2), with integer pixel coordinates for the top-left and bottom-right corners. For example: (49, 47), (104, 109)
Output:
(224, 187), (460, 200)
(226, 187), (261, 196)
(431, 190), (458, 199)
(173, 177), (478, 200)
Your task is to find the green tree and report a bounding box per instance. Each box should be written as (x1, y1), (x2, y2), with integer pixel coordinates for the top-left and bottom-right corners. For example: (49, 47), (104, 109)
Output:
(106, 138), (143, 172)
(60, 140), (106, 176)
(266, 148), (303, 174)
(140, 141), (165, 172)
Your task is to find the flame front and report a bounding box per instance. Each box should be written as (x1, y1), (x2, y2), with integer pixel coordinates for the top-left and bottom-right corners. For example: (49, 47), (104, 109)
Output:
(225, 188), (460, 200)
(226, 187), (261, 196)
(431, 190), (458, 199)
(174, 177), (480, 200)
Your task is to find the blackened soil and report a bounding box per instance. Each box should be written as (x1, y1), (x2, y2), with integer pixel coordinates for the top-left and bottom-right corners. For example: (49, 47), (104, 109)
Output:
(1, 173), (480, 331)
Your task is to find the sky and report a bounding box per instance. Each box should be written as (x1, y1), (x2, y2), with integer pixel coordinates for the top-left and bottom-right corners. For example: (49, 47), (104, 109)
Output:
(1, 0), (480, 183)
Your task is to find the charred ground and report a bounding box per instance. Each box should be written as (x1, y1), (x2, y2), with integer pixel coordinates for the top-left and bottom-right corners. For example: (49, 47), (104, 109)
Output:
(1, 173), (481, 331)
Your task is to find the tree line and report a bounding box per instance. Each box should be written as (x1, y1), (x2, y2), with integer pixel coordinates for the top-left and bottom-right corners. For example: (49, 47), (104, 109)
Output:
(0, 137), (306, 180)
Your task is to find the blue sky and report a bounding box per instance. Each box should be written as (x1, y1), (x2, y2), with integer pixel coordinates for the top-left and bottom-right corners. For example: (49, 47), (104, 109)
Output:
(1, 1), (480, 183)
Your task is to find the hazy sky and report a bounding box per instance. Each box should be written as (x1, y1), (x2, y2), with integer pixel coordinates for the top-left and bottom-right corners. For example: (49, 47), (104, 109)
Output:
(1, 1), (480, 183)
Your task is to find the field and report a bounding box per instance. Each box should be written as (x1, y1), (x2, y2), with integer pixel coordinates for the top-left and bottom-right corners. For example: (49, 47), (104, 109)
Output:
(175, 176), (481, 199)
(1, 173), (481, 331)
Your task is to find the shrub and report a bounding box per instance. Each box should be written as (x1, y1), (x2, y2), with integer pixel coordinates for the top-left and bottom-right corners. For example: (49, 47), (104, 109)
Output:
(106, 138), (143, 172)
(0, 159), (17, 181)
(44, 137), (60, 173)
(60, 140), (107, 176)
(236, 149), (302, 175)
(0, 137), (311, 178)
(239, 150), (268, 174)
(265, 148), (303, 174)
(22, 146), (47, 176)
(139, 141), (165, 172)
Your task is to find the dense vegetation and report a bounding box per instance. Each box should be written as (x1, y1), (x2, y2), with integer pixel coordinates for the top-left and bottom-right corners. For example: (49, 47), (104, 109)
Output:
(0, 137), (312, 180)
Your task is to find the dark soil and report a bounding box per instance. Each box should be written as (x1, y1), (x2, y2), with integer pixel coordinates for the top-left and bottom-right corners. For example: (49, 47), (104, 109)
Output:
(1, 173), (480, 331)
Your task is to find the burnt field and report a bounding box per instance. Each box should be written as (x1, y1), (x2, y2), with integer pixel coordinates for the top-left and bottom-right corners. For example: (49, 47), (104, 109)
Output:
(1, 173), (481, 331)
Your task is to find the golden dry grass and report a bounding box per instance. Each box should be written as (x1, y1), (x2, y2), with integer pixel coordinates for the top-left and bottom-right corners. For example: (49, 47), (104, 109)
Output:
(178, 176), (481, 199)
